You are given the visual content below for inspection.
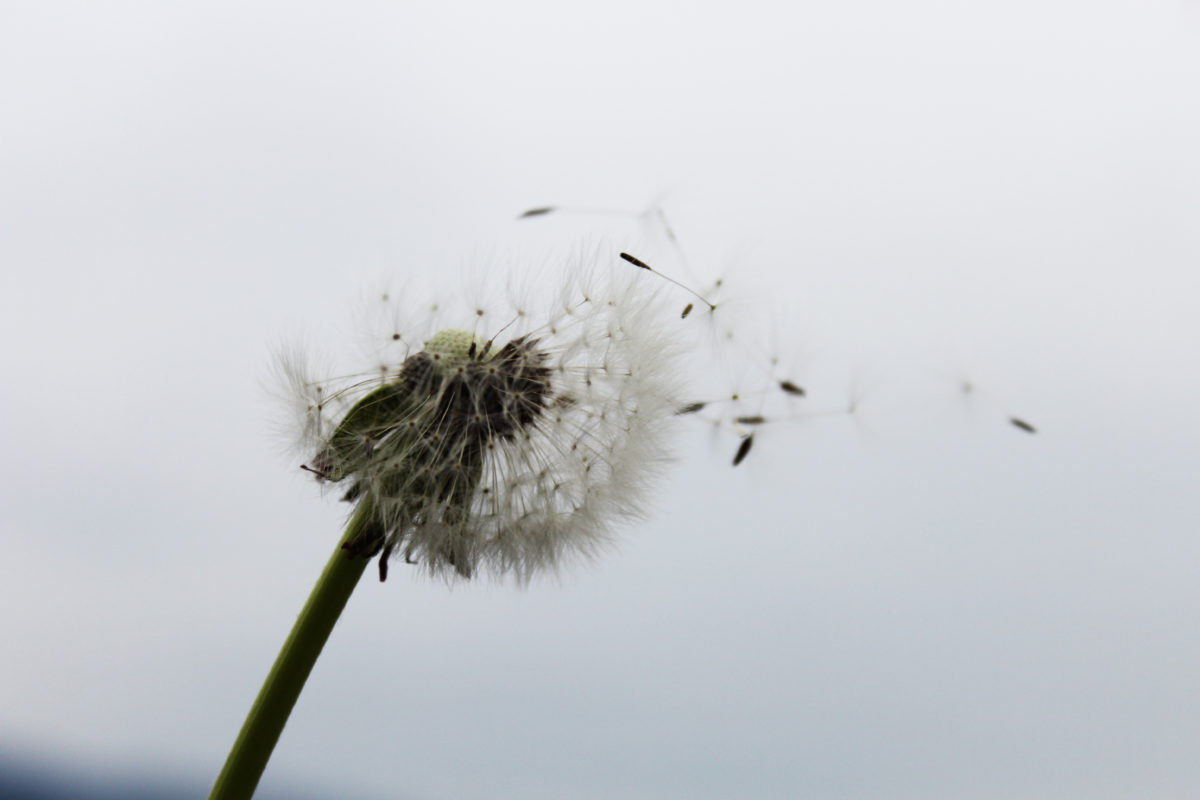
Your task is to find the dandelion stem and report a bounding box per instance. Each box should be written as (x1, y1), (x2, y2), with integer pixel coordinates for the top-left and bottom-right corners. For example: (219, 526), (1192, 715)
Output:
(208, 501), (374, 800)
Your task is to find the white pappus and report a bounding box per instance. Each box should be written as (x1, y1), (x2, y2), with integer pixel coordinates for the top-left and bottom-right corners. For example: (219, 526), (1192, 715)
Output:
(278, 251), (685, 583)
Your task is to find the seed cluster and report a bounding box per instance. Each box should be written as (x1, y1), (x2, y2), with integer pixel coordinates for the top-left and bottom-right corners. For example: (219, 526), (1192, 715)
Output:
(309, 334), (560, 577)
(284, 266), (681, 582)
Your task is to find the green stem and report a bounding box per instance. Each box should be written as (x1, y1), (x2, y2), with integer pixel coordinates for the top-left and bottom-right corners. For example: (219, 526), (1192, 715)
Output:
(209, 502), (374, 800)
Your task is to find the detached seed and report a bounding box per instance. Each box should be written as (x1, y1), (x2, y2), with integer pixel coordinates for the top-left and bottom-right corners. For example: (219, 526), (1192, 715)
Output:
(732, 434), (754, 466)
(1009, 417), (1036, 434)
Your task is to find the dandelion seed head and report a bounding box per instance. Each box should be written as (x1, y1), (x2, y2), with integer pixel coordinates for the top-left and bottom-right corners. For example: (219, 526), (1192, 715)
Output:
(280, 249), (684, 583)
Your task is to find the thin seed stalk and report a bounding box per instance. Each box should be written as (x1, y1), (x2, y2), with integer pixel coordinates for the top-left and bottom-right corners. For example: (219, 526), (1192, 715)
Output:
(208, 501), (375, 800)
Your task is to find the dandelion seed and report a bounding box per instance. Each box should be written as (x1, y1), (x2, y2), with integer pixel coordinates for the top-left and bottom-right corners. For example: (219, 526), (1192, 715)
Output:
(282, 260), (683, 582)
(732, 434), (754, 466)
(620, 251), (653, 270)
(1009, 417), (1037, 434)
(779, 380), (805, 396)
(675, 402), (706, 415)
(620, 252), (716, 311)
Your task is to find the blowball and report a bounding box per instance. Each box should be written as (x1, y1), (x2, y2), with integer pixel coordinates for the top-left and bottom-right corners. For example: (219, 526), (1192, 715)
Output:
(280, 256), (684, 582)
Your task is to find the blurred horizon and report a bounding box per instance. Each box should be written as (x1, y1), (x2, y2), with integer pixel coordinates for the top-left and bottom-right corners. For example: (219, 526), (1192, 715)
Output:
(0, 745), (323, 800)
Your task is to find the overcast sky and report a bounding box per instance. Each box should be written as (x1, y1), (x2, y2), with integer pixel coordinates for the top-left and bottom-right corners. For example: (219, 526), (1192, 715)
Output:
(2, 2), (1199, 798)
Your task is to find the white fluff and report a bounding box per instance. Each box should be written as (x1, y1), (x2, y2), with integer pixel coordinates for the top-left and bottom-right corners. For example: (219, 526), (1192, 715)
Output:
(278, 248), (685, 582)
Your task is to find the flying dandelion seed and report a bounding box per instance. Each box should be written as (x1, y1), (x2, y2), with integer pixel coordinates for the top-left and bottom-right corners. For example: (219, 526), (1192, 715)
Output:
(281, 259), (684, 582)
(953, 372), (1042, 436)
(620, 251), (716, 312)
(518, 206), (557, 218)
(1009, 416), (1037, 434)
(732, 434), (754, 466)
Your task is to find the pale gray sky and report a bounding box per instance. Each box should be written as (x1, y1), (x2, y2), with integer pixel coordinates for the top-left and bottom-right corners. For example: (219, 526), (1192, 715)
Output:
(2, 2), (1199, 798)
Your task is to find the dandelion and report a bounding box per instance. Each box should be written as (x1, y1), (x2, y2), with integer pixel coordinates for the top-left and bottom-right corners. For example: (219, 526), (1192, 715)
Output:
(212, 204), (1040, 798)
(209, 252), (683, 800)
(285, 261), (683, 582)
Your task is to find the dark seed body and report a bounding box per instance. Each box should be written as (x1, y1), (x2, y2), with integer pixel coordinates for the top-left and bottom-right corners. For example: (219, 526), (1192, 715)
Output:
(733, 434), (754, 466)
(619, 252), (652, 270)
(1009, 417), (1037, 434)
(314, 336), (555, 578)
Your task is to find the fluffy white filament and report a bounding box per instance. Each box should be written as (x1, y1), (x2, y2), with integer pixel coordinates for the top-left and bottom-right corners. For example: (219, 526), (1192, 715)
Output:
(279, 253), (684, 582)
